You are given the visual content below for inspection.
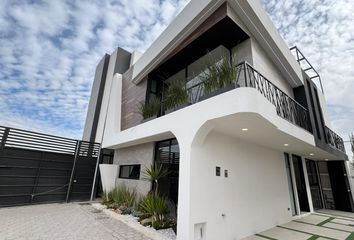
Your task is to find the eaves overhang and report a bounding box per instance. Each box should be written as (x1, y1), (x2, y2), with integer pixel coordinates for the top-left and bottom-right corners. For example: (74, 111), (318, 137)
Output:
(131, 0), (304, 87)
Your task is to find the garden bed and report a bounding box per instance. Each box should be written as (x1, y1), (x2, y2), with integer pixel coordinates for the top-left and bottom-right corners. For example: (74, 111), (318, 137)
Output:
(92, 203), (176, 240)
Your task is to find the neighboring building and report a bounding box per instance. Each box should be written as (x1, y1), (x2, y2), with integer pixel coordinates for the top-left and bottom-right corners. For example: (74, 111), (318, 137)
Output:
(83, 0), (353, 239)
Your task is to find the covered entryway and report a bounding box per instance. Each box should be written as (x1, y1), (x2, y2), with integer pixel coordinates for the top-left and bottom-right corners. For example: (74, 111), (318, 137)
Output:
(305, 159), (354, 212)
(0, 126), (101, 207)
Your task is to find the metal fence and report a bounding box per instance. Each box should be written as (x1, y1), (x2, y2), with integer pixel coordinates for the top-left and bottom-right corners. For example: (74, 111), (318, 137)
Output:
(158, 61), (311, 132)
(0, 126), (101, 207)
(325, 126), (346, 153)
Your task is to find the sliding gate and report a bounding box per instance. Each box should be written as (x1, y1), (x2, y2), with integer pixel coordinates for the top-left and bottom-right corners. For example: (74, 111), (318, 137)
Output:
(0, 126), (101, 207)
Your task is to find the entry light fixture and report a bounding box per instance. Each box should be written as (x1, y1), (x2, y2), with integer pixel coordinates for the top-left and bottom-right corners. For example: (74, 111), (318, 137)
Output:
(241, 128), (248, 131)
(283, 144), (289, 147)
(309, 153), (315, 156)
(325, 158), (329, 161)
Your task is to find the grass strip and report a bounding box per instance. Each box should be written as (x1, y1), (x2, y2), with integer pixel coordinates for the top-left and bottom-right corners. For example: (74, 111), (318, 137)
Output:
(277, 225), (335, 240)
(307, 236), (320, 240)
(318, 217), (335, 226)
(255, 234), (277, 240)
(346, 232), (354, 240)
(294, 220), (316, 226)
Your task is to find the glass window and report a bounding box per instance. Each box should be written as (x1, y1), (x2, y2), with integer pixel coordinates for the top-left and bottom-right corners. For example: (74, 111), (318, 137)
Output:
(119, 165), (141, 180)
(285, 153), (297, 216)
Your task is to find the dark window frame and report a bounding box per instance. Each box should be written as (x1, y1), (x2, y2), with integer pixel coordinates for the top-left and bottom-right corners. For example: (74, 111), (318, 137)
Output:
(119, 164), (141, 180)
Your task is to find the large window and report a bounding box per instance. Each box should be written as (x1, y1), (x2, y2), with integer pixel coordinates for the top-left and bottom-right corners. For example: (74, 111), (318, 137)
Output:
(155, 139), (179, 205)
(119, 165), (141, 180)
(147, 45), (231, 107)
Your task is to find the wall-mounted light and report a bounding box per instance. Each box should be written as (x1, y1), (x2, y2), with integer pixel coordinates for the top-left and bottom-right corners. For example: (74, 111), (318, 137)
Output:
(241, 128), (248, 131)
(283, 144), (289, 147)
(216, 166), (221, 176)
(309, 153), (315, 156)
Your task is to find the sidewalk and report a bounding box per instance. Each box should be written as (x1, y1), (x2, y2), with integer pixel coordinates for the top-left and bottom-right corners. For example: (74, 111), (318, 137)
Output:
(0, 203), (152, 240)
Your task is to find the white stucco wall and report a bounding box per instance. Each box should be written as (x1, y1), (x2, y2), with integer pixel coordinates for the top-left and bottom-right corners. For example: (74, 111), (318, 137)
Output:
(232, 38), (253, 65)
(251, 39), (294, 98)
(189, 131), (292, 239)
(113, 142), (154, 196)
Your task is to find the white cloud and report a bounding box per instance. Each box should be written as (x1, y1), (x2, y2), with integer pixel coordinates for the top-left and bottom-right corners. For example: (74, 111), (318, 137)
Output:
(261, 0), (354, 158)
(0, 0), (352, 162)
(0, 0), (189, 139)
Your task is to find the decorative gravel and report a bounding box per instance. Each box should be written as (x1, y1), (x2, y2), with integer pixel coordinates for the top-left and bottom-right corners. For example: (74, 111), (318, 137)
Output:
(157, 228), (177, 240)
(91, 203), (176, 240)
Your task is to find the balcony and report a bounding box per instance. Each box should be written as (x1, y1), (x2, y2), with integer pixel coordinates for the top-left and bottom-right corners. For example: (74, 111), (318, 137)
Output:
(325, 127), (345, 153)
(290, 46), (345, 153)
(139, 61), (311, 133)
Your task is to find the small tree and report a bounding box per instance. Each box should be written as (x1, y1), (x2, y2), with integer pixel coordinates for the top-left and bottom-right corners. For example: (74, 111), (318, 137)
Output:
(143, 163), (169, 196)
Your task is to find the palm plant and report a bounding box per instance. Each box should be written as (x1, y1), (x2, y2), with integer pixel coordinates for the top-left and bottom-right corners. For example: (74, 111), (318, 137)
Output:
(164, 78), (189, 111)
(138, 96), (161, 119)
(200, 54), (238, 95)
(143, 163), (169, 196)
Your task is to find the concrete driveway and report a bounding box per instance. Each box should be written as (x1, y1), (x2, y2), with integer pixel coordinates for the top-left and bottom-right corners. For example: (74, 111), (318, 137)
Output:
(0, 203), (152, 240)
(2, 203), (354, 240)
(243, 212), (354, 240)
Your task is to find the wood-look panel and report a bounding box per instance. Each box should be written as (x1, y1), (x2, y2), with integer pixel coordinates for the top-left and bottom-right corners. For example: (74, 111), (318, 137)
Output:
(120, 3), (228, 130)
(164, 2), (228, 64)
(121, 67), (147, 130)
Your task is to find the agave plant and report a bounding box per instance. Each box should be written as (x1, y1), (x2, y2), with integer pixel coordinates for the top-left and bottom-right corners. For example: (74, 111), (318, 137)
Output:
(139, 193), (168, 228)
(142, 163), (169, 196)
(138, 96), (161, 119)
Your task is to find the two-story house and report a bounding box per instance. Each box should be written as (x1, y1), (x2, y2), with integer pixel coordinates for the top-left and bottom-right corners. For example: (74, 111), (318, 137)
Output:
(83, 0), (353, 239)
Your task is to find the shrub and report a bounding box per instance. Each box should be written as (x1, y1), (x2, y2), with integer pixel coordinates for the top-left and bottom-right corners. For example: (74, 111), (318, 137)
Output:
(103, 184), (137, 209)
(138, 96), (161, 119)
(102, 190), (114, 206)
(139, 193), (169, 228)
(118, 205), (132, 215)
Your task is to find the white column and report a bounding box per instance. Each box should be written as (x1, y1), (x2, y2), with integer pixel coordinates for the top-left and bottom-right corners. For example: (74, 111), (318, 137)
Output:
(176, 140), (192, 240)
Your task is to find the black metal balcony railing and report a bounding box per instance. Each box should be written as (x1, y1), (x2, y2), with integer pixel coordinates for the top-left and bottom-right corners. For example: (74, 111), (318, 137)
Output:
(239, 62), (311, 132)
(325, 126), (345, 152)
(159, 61), (311, 132)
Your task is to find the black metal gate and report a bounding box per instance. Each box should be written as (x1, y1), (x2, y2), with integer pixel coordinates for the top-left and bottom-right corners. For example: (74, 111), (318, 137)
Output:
(0, 126), (100, 207)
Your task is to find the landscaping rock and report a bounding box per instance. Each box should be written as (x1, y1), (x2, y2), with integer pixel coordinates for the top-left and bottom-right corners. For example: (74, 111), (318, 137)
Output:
(157, 228), (176, 240)
(141, 217), (153, 225)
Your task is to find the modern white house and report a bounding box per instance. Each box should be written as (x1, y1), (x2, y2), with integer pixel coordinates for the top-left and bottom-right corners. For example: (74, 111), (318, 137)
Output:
(83, 0), (353, 239)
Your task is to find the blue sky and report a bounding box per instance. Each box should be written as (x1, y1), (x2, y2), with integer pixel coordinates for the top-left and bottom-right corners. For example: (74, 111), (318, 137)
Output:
(0, 0), (353, 156)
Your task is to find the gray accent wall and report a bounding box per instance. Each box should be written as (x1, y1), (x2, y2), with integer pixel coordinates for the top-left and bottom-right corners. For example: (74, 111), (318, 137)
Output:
(83, 54), (110, 142)
(113, 142), (155, 196)
(83, 48), (132, 142)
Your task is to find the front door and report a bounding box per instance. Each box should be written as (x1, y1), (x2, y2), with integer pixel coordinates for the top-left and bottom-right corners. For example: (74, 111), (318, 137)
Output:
(306, 160), (323, 210)
(292, 155), (310, 212)
(327, 161), (353, 212)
